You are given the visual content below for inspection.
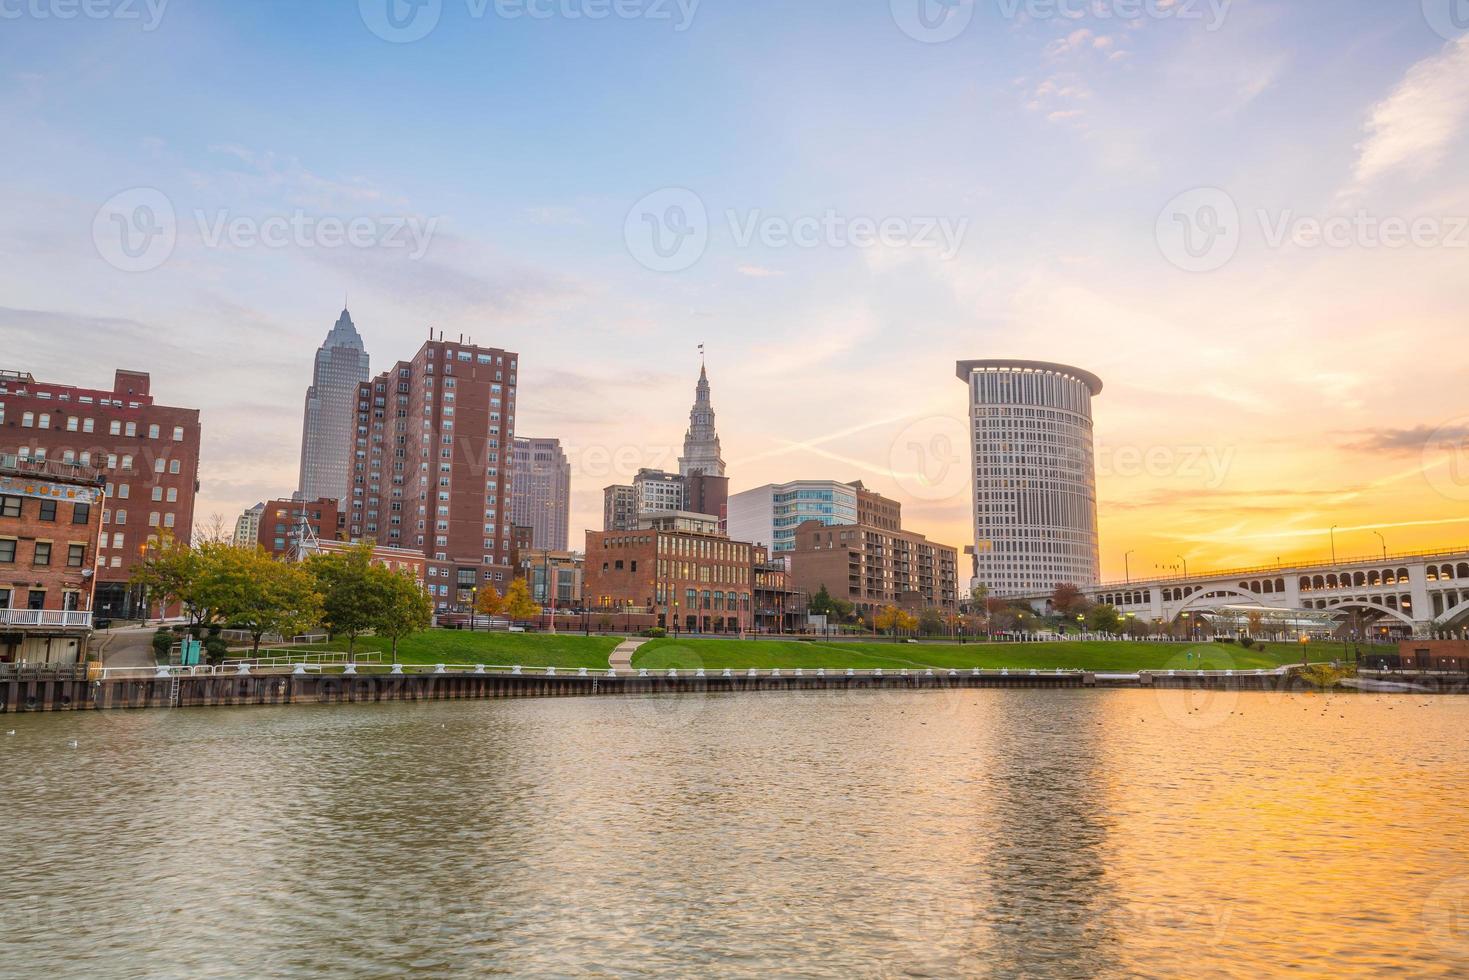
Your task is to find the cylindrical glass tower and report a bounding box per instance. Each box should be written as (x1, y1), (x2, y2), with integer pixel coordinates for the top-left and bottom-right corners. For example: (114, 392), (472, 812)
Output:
(955, 360), (1102, 597)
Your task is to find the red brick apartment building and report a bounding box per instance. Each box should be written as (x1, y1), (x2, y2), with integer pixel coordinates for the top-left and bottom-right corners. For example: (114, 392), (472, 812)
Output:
(346, 334), (518, 613)
(788, 519), (959, 618)
(257, 497), (341, 557)
(0, 369), (201, 619)
(0, 454), (105, 663)
(584, 526), (754, 633)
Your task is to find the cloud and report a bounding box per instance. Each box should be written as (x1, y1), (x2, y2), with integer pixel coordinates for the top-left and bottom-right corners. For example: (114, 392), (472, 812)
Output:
(1352, 36), (1469, 187)
(1341, 424), (1469, 454)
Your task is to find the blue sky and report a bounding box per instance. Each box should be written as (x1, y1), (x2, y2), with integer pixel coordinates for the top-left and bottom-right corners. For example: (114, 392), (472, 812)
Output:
(3, 0), (1468, 576)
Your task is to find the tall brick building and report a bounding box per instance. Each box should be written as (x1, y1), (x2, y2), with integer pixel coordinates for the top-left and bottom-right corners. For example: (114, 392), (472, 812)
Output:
(0, 368), (201, 619)
(346, 334), (517, 613)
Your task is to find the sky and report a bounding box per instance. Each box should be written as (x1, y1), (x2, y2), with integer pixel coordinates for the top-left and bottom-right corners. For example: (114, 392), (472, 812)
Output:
(1, 0), (1467, 584)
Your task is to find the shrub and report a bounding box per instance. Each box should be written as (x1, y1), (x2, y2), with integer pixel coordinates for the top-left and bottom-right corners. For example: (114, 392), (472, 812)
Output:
(640, 627), (667, 638)
(151, 628), (173, 660)
(203, 636), (229, 666)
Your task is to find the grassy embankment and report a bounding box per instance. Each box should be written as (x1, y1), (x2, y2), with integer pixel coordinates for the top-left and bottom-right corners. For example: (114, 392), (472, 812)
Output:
(631, 638), (1391, 672)
(283, 630), (621, 670)
(276, 630), (1389, 674)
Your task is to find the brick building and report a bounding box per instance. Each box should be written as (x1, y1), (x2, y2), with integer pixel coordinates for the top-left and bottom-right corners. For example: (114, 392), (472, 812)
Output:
(788, 518), (959, 617)
(346, 334), (518, 613)
(299, 538), (426, 589)
(584, 526), (753, 634)
(0, 368), (201, 619)
(0, 454), (105, 664)
(257, 497), (340, 557)
(753, 544), (806, 633)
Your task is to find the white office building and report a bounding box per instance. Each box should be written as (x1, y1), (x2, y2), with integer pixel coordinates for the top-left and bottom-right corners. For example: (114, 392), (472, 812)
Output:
(956, 359), (1102, 596)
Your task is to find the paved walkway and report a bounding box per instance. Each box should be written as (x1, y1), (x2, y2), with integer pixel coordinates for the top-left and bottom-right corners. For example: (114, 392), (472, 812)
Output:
(609, 638), (646, 672)
(90, 626), (158, 668)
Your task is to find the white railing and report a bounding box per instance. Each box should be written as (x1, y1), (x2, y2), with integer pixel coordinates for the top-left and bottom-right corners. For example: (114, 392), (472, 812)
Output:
(0, 609), (92, 628)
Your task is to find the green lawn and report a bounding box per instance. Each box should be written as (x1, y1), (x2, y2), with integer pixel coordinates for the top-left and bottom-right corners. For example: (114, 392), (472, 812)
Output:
(282, 630), (621, 669)
(630, 638), (1388, 672)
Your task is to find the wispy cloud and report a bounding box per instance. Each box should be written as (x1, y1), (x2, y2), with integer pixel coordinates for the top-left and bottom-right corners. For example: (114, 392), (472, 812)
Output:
(1351, 35), (1469, 188)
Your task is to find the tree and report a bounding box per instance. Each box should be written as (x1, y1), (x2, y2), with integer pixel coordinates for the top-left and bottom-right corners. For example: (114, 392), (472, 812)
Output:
(196, 548), (321, 654)
(306, 542), (382, 656)
(808, 584), (837, 618)
(504, 577), (540, 623)
(476, 585), (505, 619)
(373, 567), (433, 664)
(130, 533), (203, 623)
(917, 607), (945, 636)
(967, 582), (989, 614)
(1087, 604), (1122, 635)
(874, 604), (914, 642)
(1051, 582), (1086, 618)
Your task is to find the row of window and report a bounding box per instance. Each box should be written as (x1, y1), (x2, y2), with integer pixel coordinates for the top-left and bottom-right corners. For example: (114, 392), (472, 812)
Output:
(0, 538), (87, 566)
(9, 410), (186, 441)
(0, 496), (92, 524)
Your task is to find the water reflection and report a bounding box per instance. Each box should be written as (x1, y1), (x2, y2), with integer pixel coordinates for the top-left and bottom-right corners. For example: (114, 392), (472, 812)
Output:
(1, 690), (1465, 977)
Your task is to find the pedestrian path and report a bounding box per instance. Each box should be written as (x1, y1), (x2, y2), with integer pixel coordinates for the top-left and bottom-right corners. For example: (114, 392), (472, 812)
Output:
(609, 638), (646, 672)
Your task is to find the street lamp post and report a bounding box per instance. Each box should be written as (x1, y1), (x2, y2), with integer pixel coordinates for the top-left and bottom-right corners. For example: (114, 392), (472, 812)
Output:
(1330, 525), (1338, 565)
(1373, 531), (1386, 560)
(1176, 555), (1188, 578)
(1124, 550), (1135, 585)
(469, 586), (477, 631)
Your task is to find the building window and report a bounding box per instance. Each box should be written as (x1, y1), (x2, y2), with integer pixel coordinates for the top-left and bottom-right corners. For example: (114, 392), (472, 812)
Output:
(33, 542), (51, 566)
(38, 500), (57, 522)
(0, 496), (19, 518)
(148, 424), (160, 438)
(169, 460), (181, 474)
(73, 502), (90, 524)
(67, 543), (85, 567)
(125, 421), (137, 437)
(109, 420), (121, 435)
(172, 425), (184, 441)
(0, 539), (15, 563)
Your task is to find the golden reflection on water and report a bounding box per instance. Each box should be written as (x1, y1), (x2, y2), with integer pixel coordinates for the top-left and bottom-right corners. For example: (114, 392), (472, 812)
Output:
(0, 690), (1466, 977)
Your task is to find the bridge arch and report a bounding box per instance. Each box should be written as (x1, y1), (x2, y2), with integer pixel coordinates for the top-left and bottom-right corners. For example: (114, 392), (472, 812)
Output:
(1172, 587), (1261, 617)
(1434, 597), (1469, 628)
(1328, 600), (1417, 628)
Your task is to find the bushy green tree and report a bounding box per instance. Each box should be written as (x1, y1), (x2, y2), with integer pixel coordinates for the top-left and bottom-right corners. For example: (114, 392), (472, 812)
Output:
(374, 567), (433, 664)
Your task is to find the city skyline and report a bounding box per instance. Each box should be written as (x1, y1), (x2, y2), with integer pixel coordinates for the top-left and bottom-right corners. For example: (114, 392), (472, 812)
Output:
(3, 3), (1467, 582)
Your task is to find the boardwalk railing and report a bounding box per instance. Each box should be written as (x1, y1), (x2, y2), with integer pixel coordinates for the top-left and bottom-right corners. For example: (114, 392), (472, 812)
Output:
(0, 609), (92, 628)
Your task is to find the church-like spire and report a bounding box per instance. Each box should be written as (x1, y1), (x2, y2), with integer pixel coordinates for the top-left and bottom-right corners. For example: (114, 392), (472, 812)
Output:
(679, 354), (725, 479)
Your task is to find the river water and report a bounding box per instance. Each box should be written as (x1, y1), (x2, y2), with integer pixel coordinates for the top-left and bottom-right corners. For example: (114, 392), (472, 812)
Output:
(2, 688), (1466, 978)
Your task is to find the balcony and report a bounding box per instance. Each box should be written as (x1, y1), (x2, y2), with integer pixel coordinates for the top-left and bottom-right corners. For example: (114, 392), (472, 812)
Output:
(0, 609), (93, 629)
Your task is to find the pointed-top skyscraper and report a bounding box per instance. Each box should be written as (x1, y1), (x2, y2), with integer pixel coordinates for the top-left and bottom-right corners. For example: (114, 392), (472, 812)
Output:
(678, 359), (726, 478)
(299, 307), (369, 504)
